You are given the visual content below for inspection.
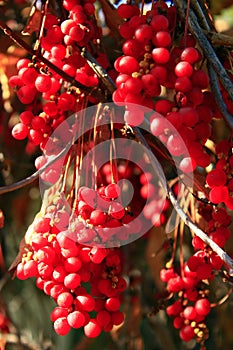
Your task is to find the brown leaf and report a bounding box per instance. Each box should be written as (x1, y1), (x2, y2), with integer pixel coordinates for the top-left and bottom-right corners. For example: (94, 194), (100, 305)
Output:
(8, 237), (29, 277)
(98, 0), (123, 42)
(21, 7), (42, 35)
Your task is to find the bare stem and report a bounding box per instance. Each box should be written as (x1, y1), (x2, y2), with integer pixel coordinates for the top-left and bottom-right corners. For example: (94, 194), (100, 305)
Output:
(208, 63), (233, 129)
(133, 127), (233, 270)
(174, 0), (233, 105)
(167, 185), (233, 270)
(81, 48), (116, 94)
(0, 142), (72, 195)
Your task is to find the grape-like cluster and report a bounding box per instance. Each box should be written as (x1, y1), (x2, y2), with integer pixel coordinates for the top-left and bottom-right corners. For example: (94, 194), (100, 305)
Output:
(161, 204), (232, 345)
(16, 207), (126, 337)
(10, 0), (106, 148)
(7, 0), (233, 346)
(113, 1), (222, 172)
(206, 140), (233, 210)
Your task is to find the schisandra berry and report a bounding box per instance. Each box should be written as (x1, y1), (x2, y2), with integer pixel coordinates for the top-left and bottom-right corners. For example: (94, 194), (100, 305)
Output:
(54, 317), (70, 336)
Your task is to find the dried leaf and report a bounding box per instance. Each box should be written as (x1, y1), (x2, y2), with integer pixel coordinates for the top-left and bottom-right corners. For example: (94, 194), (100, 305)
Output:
(98, 0), (123, 42)
(8, 237), (29, 277)
(21, 7), (41, 35)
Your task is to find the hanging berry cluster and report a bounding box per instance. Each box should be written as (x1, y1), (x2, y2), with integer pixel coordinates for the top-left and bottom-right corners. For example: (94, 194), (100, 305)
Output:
(4, 0), (233, 348)
(160, 204), (232, 347)
(16, 208), (126, 337)
(113, 1), (221, 173)
(10, 0), (106, 147)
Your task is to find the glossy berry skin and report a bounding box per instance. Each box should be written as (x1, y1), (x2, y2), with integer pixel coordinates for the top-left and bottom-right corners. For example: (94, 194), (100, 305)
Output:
(54, 317), (71, 336)
(12, 123), (28, 140)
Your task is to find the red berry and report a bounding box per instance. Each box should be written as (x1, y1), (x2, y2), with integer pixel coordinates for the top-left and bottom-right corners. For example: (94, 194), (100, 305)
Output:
(12, 123), (28, 140)
(84, 319), (102, 338)
(183, 306), (197, 320)
(64, 273), (81, 289)
(50, 307), (69, 322)
(152, 48), (170, 64)
(17, 85), (37, 104)
(67, 311), (86, 328)
(111, 311), (124, 325)
(175, 61), (193, 77)
(180, 47), (200, 64)
(152, 31), (171, 47)
(35, 74), (52, 92)
(90, 210), (106, 225)
(57, 292), (74, 308)
(105, 297), (121, 312)
(69, 25), (85, 42)
(195, 298), (211, 316)
(64, 257), (82, 273)
(96, 310), (111, 327)
(76, 295), (95, 312)
(179, 157), (196, 173)
(116, 56), (140, 74)
(179, 325), (195, 342)
(117, 4), (135, 19)
(54, 317), (70, 336)
(206, 169), (227, 188)
(150, 15), (169, 32)
(209, 186), (228, 203)
(134, 24), (153, 43)
(105, 183), (121, 199)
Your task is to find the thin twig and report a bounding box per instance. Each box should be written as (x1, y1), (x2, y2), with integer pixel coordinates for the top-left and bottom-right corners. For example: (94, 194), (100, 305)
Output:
(174, 0), (233, 106)
(208, 63), (233, 129)
(191, 0), (213, 31)
(81, 47), (116, 94)
(167, 185), (233, 270)
(0, 141), (72, 195)
(190, 1), (233, 47)
(204, 31), (233, 47)
(133, 127), (233, 270)
(189, 10), (233, 104)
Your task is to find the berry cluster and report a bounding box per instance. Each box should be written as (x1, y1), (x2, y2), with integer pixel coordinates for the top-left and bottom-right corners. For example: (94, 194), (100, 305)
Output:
(114, 1), (221, 172)
(75, 184), (140, 245)
(10, 0), (108, 148)
(206, 140), (233, 210)
(16, 207), (126, 337)
(161, 204), (232, 346)
(6, 0), (233, 345)
(161, 264), (211, 344)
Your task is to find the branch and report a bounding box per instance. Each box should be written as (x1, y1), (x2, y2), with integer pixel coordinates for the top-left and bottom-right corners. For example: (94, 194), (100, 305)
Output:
(81, 47), (116, 94)
(0, 141), (71, 195)
(208, 63), (233, 129)
(133, 127), (233, 271)
(174, 0), (233, 108)
(204, 31), (233, 47)
(167, 186), (233, 270)
(191, 0), (214, 31)
(175, 0), (233, 130)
